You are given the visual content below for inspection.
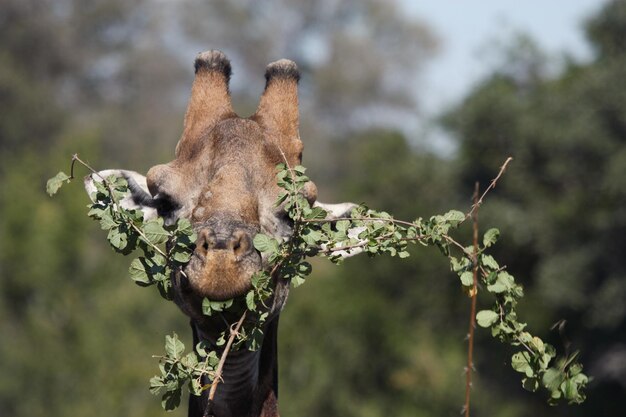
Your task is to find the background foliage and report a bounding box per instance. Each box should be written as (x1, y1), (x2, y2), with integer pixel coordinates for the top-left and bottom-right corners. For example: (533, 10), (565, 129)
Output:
(1, 0), (623, 416)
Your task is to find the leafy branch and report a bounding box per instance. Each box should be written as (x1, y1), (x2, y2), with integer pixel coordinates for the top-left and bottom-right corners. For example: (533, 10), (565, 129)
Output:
(47, 153), (587, 412)
(259, 159), (587, 406)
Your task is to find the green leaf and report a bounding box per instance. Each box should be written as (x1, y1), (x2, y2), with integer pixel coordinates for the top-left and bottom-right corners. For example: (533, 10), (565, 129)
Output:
(149, 376), (164, 395)
(247, 326), (265, 351)
(46, 171), (71, 196)
(251, 272), (269, 289)
(165, 333), (185, 359)
(476, 310), (499, 327)
(110, 175), (128, 188)
(522, 377), (539, 392)
(181, 352), (198, 368)
(442, 210), (465, 227)
(561, 379), (579, 401)
(460, 271), (474, 286)
(301, 229), (323, 246)
(129, 258), (151, 285)
(246, 291), (256, 311)
(336, 220), (350, 232)
(291, 275), (306, 287)
(511, 351), (534, 377)
(542, 367), (564, 391)
(93, 177), (109, 195)
(297, 261), (312, 276)
(190, 378), (203, 396)
(568, 363), (583, 376)
(161, 388), (182, 411)
(253, 233), (279, 253)
(450, 256), (463, 272)
(202, 298), (233, 316)
(481, 254), (499, 270)
(175, 218), (194, 236)
(487, 271), (515, 294)
(143, 219), (170, 245)
(305, 206), (327, 220)
(107, 226), (128, 250)
(206, 350), (219, 367)
(483, 228), (500, 248)
(98, 211), (118, 231)
(571, 370), (587, 382)
(171, 248), (192, 263)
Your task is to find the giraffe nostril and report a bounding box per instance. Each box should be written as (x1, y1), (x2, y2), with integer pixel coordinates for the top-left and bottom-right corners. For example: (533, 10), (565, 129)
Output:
(231, 230), (252, 259)
(195, 227), (253, 259)
(196, 229), (217, 256)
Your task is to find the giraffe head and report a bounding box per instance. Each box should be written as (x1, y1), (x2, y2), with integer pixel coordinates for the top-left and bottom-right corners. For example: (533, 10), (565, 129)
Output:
(86, 51), (318, 313)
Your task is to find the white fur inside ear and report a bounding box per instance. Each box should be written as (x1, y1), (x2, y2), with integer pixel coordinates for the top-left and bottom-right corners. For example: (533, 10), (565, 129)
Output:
(320, 225), (367, 259)
(313, 201), (357, 219)
(312, 201), (368, 259)
(83, 169), (157, 220)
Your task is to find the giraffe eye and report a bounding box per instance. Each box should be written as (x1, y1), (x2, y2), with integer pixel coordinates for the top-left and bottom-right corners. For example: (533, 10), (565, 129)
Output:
(153, 193), (180, 218)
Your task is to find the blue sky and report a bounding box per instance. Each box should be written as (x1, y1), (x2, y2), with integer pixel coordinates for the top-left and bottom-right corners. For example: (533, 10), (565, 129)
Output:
(406, 1), (606, 115)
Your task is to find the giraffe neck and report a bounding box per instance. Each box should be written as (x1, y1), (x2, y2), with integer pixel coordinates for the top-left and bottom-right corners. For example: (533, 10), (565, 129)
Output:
(188, 317), (280, 417)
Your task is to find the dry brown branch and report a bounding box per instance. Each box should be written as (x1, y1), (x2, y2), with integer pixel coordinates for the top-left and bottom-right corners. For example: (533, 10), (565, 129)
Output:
(464, 182), (480, 417)
(465, 156), (513, 221)
(205, 311), (248, 417)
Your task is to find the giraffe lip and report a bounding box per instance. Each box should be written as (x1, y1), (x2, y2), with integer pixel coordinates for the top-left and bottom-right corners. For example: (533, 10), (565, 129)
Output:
(181, 247), (260, 301)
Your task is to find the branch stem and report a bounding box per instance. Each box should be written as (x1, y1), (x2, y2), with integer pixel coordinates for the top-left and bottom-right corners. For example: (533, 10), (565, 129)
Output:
(465, 157), (513, 221)
(205, 312), (247, 417)
(464, 182), (480, 417)
(302, 216), (418, 229)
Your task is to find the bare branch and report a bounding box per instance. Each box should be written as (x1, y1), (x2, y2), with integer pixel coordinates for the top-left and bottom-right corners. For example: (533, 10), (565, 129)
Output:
(465, 157), (513, 221)
(302, 216), (418, 229)
(205, 311), (247, 416)
(464, 182), (480, 417)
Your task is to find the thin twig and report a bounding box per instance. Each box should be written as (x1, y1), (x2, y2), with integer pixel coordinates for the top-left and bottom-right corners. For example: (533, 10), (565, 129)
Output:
(302, 216), (418, 229)
(464, 182), (480, 417)
(318, 234), (431, 255)
(205, 311), (247, 417)
(71, 154), (103, 181)
(443, 235), (473, 257)
(465, 157), (513, 221)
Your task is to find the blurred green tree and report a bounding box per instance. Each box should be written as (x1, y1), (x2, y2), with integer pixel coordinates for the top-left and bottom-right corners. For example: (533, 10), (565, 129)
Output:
(0, 1), (188, 416)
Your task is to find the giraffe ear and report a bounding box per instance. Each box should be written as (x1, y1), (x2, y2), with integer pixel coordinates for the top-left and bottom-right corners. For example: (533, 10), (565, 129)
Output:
(313, 201), (358, 219)
(313, 201), (367, 259)
(83, 169), (158, 220)
(253, 59), (303, 165)
(175, 50), (235, 160)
